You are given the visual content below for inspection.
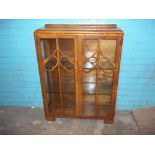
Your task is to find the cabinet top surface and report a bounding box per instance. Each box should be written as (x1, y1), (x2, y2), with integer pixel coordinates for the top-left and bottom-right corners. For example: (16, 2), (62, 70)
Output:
(35, 24), (123, 34)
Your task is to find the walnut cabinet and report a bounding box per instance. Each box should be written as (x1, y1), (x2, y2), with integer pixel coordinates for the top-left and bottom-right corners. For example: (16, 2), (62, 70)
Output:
(34, 24), (124, 123)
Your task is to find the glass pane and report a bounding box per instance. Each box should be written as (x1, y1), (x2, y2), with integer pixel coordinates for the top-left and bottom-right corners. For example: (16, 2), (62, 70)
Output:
(82, 39), (116, 117)
(82, 40), (97, 116)
(41, 39), (56, 59)
(98, 40), (116, 116)
(41, 38), (76, 115)
(59, 39), (75, 58)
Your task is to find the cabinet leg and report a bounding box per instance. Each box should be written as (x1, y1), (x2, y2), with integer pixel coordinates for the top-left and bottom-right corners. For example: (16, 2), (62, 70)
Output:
(45, 116), (55, 121)
(104, 117), (114, 124)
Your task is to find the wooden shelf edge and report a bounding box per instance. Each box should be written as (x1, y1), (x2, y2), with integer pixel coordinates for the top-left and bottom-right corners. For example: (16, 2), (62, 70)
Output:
(45, 24), (117, 29)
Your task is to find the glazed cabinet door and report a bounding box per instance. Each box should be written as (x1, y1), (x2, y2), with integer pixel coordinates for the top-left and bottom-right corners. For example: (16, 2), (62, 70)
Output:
(38, 37), (78, 116)
(80, 37), (119, 117)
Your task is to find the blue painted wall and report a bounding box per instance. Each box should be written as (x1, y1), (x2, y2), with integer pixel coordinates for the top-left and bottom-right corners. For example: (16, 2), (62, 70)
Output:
(0, 19), (155, 110)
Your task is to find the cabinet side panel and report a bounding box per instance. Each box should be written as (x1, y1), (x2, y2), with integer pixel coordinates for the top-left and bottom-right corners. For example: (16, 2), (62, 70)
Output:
(34, 36), (50, 118)
(110, 36), (123, 117)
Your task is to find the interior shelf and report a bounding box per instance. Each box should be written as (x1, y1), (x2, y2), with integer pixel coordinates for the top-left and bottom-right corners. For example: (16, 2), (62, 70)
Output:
(81, 104), (110, 116)
(49, 102), (76, 115)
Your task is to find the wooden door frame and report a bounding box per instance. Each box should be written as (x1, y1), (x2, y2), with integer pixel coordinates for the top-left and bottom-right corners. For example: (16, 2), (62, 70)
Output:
(77, 34), (123, 123)
(34, 34), (79, 119)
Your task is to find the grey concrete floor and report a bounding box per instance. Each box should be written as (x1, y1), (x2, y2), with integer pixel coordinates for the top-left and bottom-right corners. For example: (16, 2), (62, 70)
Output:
(0, 106), (155, 135)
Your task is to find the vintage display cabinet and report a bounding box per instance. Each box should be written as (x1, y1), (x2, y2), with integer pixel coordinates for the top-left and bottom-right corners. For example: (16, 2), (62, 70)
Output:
(34, 24), (124, 123)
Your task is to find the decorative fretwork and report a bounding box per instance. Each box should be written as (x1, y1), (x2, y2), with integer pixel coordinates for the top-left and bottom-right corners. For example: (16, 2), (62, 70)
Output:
(43, 38), (75, 113)
(83, 40), (115, 77)
(43, 39), (75, 73)
(83, 39), (116, 116)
